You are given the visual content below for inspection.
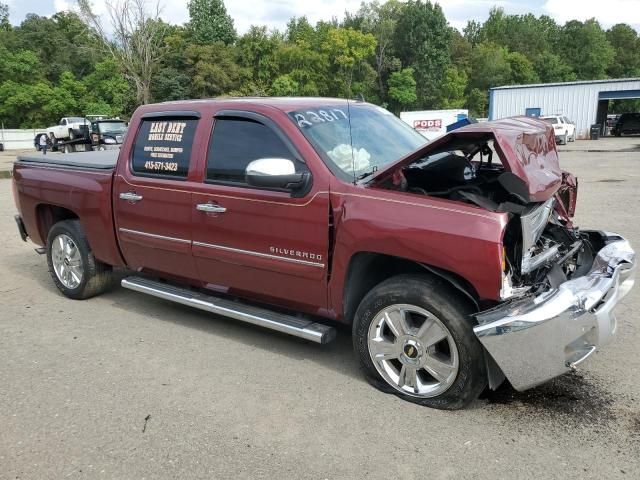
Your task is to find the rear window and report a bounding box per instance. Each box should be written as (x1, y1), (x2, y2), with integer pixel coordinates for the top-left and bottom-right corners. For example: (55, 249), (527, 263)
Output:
(543, 117), (558, 124)
(131, 118), (198, 179)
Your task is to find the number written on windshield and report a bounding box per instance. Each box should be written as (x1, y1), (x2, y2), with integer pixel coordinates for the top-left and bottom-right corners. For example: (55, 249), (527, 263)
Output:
(292, 109), (348, 129)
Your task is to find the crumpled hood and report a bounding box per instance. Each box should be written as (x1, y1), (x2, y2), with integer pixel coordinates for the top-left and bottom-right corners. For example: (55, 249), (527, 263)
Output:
(369, 116), (563, 203)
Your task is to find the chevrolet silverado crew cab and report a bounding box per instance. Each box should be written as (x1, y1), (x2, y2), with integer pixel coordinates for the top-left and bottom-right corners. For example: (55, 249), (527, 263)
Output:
(12, 98), (636, 409)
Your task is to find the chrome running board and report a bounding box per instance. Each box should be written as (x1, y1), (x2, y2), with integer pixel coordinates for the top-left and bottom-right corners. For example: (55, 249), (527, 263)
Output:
(121, 276), (336, 344)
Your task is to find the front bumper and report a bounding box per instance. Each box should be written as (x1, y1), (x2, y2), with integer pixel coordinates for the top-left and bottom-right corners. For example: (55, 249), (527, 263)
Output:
(474, 232), (635, 391)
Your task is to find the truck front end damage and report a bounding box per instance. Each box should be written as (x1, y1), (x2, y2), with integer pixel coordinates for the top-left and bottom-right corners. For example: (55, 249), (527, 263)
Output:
(369, 116), (636, 391)
(475, 232), (635, 391)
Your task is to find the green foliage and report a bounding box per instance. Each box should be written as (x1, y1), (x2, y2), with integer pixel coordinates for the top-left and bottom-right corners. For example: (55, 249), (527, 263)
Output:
(321, 27), (376, 96)
(1, 0), (639, 128)
(0, 47), (42, 84)
(507, 51), (539, 85)
(561, 20), (614, 80)
(271, 75), (300, 96)
(606, 24), (640, 78)
(236, 26), (281, 86)
(0, 2), (9, 31)
(387, 67), (417, 111)
(479, 8), (559, 59)
(533, 52), (576, 83)
(467, 42), (512, 92)
(186, 42), (245, 98)
(438, 66), (467, 109)
(393, 0), (451, 106)
(466, 88), (488, 118)
(187, 0), (236, 45)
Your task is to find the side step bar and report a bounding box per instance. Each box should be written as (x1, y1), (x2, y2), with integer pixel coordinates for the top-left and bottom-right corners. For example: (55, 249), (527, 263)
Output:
(121, 277), (336, 344)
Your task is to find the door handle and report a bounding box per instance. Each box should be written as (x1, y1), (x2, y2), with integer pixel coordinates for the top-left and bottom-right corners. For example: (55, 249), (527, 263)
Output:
(196, 203), (227, 213)
(119, 192), (143, 202)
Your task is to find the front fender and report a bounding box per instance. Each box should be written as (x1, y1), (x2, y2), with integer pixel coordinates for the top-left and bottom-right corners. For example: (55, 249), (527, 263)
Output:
(328, 185), (508, 319)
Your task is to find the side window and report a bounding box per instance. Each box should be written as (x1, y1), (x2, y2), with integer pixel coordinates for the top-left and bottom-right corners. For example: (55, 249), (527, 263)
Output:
(206, 117), (298, 184)
(131, 118), (198, 179)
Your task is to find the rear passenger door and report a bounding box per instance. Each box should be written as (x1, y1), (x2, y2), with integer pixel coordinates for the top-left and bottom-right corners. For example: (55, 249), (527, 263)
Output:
(113, 111), (203, 280)
(190, 111), (330, 313)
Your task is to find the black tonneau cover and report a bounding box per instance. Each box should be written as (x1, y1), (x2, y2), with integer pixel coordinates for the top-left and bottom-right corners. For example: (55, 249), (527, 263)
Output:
(17, 150), (118, 170)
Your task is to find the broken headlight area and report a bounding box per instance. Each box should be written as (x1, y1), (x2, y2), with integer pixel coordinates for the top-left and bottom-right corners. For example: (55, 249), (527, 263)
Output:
(500, 201), (601, 300)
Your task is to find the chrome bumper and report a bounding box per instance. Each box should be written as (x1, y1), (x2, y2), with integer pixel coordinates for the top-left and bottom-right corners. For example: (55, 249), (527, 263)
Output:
(474, 232), (636, 391)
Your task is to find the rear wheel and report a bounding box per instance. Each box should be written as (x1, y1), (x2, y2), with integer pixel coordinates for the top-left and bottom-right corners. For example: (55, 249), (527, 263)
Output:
(353, 274), (486, 410)
(46, 220), (114, 300)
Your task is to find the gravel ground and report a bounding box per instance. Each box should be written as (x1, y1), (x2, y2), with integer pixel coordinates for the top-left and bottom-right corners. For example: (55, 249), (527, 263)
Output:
(1, 138), (639, 479)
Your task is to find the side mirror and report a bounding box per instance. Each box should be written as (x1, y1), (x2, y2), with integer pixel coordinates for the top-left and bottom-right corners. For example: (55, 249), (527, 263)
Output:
(245, 158), (310, 193)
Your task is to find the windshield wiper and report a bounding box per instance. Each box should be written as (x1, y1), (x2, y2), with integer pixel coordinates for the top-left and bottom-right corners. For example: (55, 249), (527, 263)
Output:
(356, 165), (378, 181)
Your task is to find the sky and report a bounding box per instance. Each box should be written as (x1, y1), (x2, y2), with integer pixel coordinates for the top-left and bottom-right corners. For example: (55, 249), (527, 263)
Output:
(4, 0), (640, 33)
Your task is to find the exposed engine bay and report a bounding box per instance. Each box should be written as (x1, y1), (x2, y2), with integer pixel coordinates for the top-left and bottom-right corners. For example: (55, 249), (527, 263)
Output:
(382, 139), (601, 300)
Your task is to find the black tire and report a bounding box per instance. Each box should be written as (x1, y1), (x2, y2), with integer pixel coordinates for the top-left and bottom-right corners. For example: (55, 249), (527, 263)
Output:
(69, 129), (75, 140)
(561, 132), (568, 145)
(353, 274), (486, 410)
(46, 220), (114, 300)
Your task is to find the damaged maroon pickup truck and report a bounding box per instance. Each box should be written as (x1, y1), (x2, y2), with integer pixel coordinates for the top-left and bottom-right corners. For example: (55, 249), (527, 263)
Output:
(12, 98), (636, 409)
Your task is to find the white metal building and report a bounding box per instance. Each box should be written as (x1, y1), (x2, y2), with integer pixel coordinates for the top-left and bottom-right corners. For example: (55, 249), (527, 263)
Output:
(489, 78), (640, 139)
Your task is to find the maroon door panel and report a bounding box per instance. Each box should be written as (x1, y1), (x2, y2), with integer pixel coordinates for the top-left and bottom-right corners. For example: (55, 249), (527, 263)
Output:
(113, 112), (206, 280)
(113, 176), (199, 279)
(190, 186), (330, 313)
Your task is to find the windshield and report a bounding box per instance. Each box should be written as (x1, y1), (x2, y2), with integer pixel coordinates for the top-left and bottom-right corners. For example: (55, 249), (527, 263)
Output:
(97, 121), (127, 134)
(289, 104), (427, 181)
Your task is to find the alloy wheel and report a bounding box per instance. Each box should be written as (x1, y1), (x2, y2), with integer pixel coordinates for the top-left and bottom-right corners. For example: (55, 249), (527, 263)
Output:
(51, 233), (83, 289)
(367, 304), (459, 398)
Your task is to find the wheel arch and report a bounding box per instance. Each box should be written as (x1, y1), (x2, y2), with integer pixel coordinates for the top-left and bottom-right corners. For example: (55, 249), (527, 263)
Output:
(35, 203), (79, 245)
(342, 251), (480, 324)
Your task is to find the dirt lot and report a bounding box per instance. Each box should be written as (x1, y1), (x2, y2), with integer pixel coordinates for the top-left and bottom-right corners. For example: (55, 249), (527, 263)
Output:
(1, 138), (639, 479)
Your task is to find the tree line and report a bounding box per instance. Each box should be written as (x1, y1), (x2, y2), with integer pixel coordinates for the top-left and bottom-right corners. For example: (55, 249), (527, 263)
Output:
(1, 0), (639, 129)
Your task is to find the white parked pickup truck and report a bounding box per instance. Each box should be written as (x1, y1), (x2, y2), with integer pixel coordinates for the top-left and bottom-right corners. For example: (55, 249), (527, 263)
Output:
(541, 115), (576, 144)
(46, 117), (90, 141)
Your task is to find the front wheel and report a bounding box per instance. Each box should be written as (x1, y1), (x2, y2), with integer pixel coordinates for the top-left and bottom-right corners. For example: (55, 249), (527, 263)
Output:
(353, 274), (487, 410)
(46, 220), (114, 300)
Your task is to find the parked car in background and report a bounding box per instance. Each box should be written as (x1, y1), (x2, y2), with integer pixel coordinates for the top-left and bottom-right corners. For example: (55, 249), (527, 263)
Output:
(541, 115), (576, 144)
(11, 99), (637, 409)
(612, 113), (640, 137)
(607, 114), (620, 131)
(46, 117), (90, 141)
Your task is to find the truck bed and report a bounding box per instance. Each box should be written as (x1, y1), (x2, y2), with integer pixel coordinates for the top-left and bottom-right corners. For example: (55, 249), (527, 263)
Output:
(17, 150), (118, 170)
